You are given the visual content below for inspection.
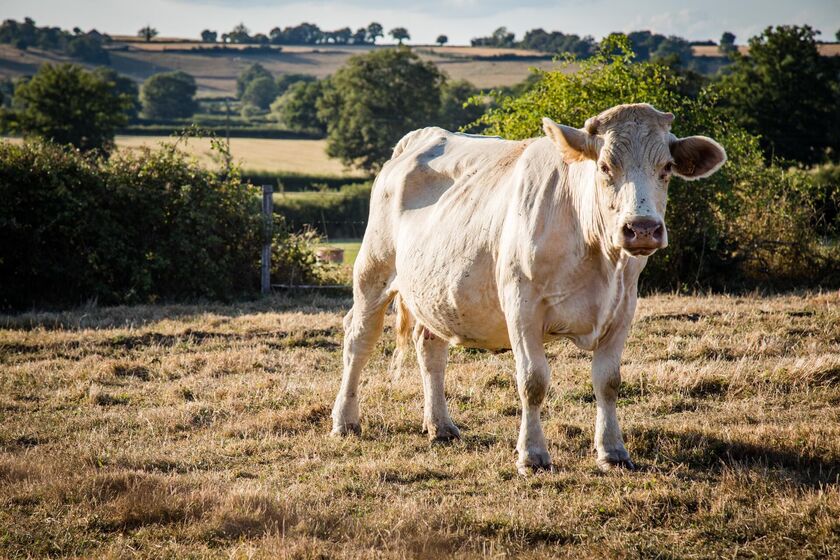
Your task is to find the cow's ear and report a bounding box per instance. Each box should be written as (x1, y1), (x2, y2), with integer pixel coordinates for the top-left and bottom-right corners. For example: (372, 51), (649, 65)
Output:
(542, 117), (600, 163)
(669, 136), (726, 180)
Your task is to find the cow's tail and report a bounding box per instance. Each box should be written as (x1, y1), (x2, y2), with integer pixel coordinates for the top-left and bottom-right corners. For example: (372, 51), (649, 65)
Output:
(390, 293), (414, 379)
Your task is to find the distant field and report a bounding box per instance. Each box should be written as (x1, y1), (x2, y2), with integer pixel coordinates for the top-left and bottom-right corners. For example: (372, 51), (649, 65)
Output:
(0, 43), (567, 96)
(0, 292), (838, 557)
(114, 136), (364, 177)
(0, 135), (360, 178)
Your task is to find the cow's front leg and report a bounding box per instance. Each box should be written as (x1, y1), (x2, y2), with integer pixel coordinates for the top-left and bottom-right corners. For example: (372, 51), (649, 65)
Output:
(414, 325), (459, 441)
(506, 316), (552, 474)
(591, 298), (636, 471)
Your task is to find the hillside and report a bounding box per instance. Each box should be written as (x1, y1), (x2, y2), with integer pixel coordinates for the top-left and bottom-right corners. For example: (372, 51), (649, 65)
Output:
(0, 42), (565, 96)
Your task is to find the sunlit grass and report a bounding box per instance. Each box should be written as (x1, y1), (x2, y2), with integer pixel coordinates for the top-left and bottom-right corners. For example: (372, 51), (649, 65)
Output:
(1, 292), (838, 558)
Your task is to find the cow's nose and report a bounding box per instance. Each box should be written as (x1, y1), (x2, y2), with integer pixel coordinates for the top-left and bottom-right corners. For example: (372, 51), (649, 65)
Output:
(621, 218), (665, 251)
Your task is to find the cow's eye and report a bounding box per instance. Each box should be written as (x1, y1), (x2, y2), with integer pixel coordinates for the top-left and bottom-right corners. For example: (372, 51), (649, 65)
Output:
(599, 162), (611, 176)
(662, 162), (673, 174)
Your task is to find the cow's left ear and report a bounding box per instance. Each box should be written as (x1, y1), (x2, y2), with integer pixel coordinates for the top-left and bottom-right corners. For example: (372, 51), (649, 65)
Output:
(543, 117), (601, 163)
(669, 136), (727, 180)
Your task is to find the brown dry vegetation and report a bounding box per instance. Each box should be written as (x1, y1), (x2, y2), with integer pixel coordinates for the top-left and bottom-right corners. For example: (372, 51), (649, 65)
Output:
(1, 292), (839, 558)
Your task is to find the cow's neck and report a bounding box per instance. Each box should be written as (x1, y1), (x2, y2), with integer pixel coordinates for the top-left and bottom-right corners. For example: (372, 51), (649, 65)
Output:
(564, 160), (622, 266)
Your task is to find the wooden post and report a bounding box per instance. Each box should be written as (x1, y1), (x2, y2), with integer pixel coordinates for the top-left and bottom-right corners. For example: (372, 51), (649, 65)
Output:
(261, 184), (273, 295)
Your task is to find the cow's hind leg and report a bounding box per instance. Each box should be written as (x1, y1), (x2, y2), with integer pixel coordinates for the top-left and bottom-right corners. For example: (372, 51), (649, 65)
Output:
(331, 263), (394, 436)
(414, 324), (460, 441)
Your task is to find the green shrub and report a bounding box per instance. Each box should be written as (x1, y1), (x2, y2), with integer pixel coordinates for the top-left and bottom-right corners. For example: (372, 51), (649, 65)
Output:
(0, 140), (264, 309)
(471, 34), (838, 291)
(270, 226), (343, 286)
(274, 182), (371, 238)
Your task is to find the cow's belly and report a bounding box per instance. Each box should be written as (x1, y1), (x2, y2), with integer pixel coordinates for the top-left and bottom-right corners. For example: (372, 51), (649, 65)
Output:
(395, 236), (509, 349)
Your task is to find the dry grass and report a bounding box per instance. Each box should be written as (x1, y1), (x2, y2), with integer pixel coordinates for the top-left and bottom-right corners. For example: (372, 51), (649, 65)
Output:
(113, 136), (365, 178)
(1, 292), (839, 558)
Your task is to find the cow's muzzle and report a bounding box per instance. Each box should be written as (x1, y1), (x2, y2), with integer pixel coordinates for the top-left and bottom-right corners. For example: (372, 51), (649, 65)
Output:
(620, 216), (667, 256)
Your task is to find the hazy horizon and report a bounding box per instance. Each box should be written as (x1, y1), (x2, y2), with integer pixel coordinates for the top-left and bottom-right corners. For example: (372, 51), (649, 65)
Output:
(2, 0), (839, 46)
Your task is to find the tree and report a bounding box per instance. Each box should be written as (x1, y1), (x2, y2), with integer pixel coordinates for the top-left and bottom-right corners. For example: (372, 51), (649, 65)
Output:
(276, 73), (316, 95)
(437, 79), (483, 131)
(367, 22), (383, 44)
(138, 26), (158, 42)
(94, 67), (140, 120)
(140, 71), (197, 119)
(242, 76), (278, 110)
(352, 27), (368, 44)
(715, 25), (840, 163)
(12, 64), (132, 152)
(836, 29), (840, 42)
(389, 27), (410, 45)
(436, 35), (448, 46)
(719, 31), (736, 54)
(318, 49), (444, 170)
(228, 23), (251, 43)
(237, 63), (273, 98)
(271, 79), (327, 134)
(201, 29), (217, 43)
(333, 27), (352, 44)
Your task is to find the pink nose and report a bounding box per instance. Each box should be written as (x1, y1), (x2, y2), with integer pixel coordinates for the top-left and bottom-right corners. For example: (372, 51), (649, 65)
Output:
(621, 218), (665, 252)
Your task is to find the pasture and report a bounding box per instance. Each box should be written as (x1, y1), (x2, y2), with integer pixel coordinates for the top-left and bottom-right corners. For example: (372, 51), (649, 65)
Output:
(1, 292), (838, 558)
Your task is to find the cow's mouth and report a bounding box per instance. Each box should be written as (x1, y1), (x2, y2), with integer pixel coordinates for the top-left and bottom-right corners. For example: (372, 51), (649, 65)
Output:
(625, 247), (658, 257)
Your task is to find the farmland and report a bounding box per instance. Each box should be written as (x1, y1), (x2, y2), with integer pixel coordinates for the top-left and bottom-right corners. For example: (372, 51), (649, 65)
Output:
(0, 135), (364, 179)
(1, 292), (838, 558)
(115, 136), (364, 178)
(0, 42), (566, 96)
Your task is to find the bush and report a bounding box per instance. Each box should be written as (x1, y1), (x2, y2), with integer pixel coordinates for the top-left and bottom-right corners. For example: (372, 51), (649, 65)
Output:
(141, 71), (197, 119)
(271, 79), (327, 134)
(471, 35), (838, 291)
(0, 139), (263, 309)
(271, 227), (342, 286)
(241, 76), (279, 111)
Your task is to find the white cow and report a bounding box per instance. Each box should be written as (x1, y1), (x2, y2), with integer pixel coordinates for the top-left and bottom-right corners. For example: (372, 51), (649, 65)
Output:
(331, 103), (726, 473)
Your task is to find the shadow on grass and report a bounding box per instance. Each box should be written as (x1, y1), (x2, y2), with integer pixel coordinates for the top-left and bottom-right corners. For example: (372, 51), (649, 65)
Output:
(0, 294), (352, 332)
(628, 426), (840, 487)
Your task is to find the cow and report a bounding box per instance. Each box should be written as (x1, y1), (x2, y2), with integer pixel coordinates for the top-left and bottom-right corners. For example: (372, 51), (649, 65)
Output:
(330, 103), (726, 473)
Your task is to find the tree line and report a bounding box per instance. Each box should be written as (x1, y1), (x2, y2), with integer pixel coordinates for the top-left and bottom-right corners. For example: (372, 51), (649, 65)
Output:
(195, 22), (410, 46)
(0, 17), (109, 63)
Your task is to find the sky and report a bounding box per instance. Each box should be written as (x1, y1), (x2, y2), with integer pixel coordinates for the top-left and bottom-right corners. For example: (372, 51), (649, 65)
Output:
(3, 0), (839, 45)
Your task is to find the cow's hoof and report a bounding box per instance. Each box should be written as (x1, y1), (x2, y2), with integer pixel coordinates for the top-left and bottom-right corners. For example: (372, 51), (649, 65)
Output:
(516, 448), (552, 476)
(331, 422), (361, 437)
(427, 422), (461, 443)
(597, 457), (636, 472)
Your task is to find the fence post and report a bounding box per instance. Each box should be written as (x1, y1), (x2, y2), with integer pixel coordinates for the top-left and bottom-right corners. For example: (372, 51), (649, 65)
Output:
(261, 184), (273, 295)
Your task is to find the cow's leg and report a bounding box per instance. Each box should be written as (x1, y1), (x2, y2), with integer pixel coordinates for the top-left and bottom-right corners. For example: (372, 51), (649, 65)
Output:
(331, 263), (394, 436)
(591, 295), (636, 471)
(506, 308), (552, 474)
(413, 324), (459, 441)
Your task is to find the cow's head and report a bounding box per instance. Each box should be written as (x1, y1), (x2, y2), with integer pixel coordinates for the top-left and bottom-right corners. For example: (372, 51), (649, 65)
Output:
(542, 104), (726, 257)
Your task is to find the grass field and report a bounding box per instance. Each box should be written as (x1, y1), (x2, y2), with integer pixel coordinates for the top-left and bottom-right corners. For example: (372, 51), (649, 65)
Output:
(1, 292), (838, 558)
(318, 238), (363, 268)
(0, 135), (362, 179)
(120, 136), (365, 178)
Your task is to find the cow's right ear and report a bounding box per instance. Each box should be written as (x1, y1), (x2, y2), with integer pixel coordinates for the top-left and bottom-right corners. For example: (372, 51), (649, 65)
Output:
(542, 117), (600, 163)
